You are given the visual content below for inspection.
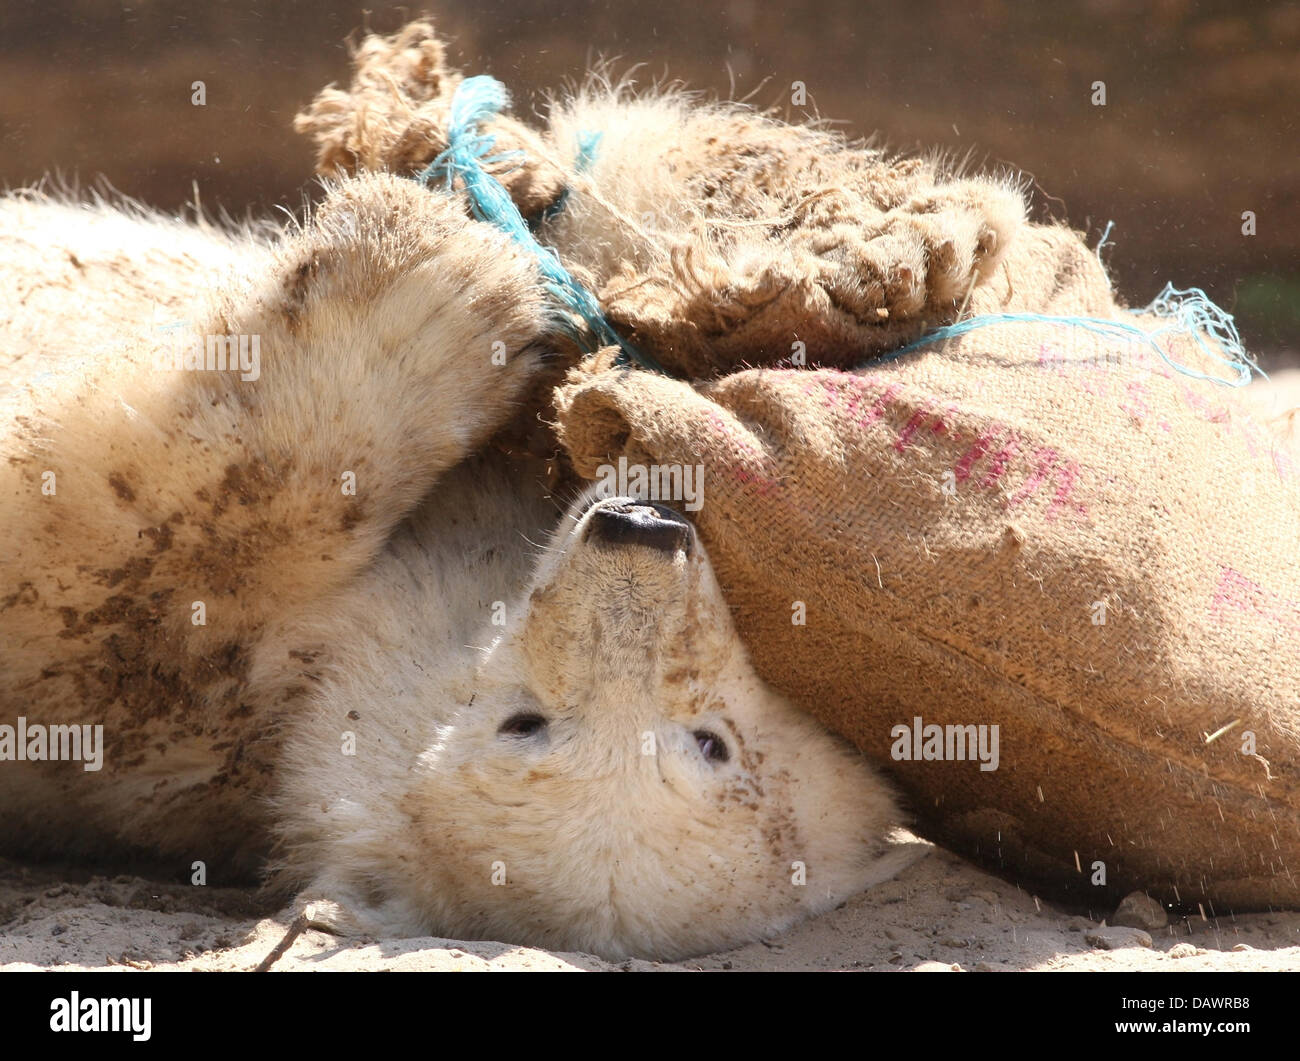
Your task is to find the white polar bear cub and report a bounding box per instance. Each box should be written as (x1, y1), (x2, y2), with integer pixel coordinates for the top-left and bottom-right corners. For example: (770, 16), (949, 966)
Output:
(0, 171), (900, 960)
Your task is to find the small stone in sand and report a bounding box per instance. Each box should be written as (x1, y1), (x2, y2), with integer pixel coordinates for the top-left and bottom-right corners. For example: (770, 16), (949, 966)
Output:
(1085, 926), (1153, 950)
(1112, 891), (1169, 931)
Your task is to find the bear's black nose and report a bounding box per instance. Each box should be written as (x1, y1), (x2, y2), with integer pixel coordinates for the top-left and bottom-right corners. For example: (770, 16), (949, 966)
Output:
(585, 501), (694, 555)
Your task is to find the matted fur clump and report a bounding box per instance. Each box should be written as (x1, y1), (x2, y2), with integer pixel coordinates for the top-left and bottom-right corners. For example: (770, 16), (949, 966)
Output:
(296, 20), (1026, 377)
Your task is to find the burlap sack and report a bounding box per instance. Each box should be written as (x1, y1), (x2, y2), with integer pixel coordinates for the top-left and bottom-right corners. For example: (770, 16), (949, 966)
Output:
(555, 225), (1300, 911)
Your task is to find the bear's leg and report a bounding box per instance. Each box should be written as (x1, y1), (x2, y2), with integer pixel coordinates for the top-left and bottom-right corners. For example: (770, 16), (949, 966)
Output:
(0, 173), (553, 861)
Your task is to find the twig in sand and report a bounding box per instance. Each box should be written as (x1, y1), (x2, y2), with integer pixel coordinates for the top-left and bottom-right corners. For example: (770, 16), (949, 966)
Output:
(253, 914), (310, 972)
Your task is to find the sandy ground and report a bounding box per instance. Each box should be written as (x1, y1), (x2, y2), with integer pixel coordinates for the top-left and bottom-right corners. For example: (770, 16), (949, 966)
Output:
(3, 836), (1297, 973)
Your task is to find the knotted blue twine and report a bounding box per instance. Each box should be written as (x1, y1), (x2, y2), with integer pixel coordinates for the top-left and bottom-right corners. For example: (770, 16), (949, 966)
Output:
(875, 222), (1264, 387)
(416, 75), (665, 374)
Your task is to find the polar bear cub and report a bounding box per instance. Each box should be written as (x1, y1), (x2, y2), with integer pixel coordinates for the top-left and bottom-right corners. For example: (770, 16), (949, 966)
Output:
(0, 170), (900, 961)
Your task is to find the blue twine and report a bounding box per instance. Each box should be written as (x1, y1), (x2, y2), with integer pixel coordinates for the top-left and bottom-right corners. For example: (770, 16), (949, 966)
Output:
(875, 278), (1263, 388)
(534, 130), (603, 226)
(1095, 219), (1115, 283)
(416, 76), (664, 374)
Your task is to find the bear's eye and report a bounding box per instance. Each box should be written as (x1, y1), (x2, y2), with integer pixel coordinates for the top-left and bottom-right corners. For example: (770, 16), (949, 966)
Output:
(693, 729), (729, 764)
(498, 712), (548, 738)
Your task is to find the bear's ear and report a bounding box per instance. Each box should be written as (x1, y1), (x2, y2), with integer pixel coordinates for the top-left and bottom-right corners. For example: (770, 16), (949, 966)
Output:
(294, 19), (566, 219)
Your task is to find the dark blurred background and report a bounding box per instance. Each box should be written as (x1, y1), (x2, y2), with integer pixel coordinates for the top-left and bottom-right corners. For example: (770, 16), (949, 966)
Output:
(2, 0), (1296, 365)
